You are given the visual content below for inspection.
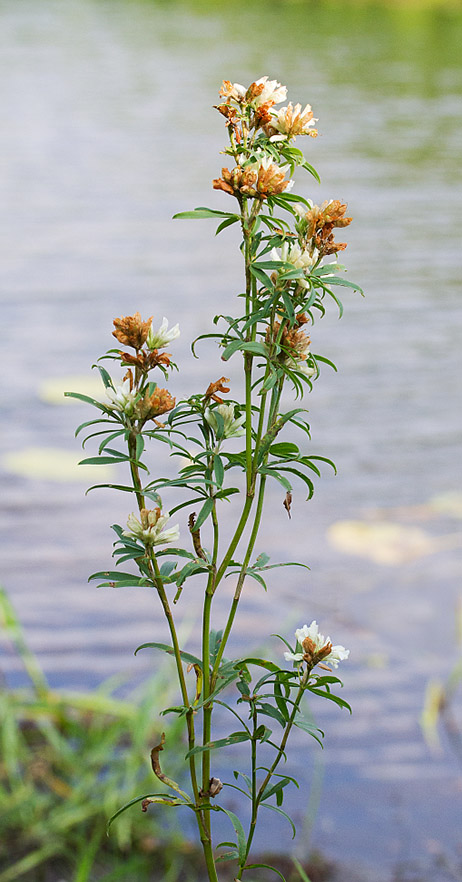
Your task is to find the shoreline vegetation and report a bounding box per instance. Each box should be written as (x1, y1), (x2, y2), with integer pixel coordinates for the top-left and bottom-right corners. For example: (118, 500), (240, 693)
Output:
(0, 586), (333, 882)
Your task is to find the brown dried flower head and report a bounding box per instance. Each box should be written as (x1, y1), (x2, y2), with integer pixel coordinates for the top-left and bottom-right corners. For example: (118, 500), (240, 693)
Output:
(120, 349), (171, 372)
(304, 200), (352, 256)
(113, 312), (152, 349)
(213, 159), (291, 200)
(267, 314), (311, 363)
(134, 388), (175, 421)
(204, 377), (230, 404)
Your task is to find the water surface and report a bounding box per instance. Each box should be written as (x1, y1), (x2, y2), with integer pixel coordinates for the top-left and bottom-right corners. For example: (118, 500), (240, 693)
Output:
(1, 1), (462, 877)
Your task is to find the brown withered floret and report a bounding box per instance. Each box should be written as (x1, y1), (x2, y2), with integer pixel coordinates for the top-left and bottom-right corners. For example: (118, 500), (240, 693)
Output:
(113, 312), (152, 349)
(204, 377), (230, 404)
(302, 635), (333, 666)
(219, 80), (245, 102)
(245, 81), (266, 104)
(304, 200), (352, 257)
(119, 349), (171, 372)
(266, 313), (311, 362)
(214, 104), (243, 142)
(252, 102), (274, 129)
(134, 388), (175, 421)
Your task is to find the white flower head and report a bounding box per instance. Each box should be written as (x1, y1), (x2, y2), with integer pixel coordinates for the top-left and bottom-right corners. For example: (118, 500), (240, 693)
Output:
(270, 242), (317, 272)
(123, 508), (180, 546)
(270, 102), (318, 138)
(251, 76), (287, 108)
(204, 403), (246, 440)
(147, 317), (180, 351)
(105, 378), (137, 415)
(284, 621), (349, 669)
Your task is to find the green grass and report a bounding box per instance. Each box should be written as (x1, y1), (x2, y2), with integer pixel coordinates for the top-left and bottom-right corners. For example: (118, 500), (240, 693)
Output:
(0, 586), (195, 882)
(0, 589), (332, 881)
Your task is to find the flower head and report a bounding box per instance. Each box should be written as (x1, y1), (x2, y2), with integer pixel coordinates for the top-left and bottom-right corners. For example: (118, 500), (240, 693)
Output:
(134, 387), (175, 422)
(105, 378), (137, 415)
(271, 241), (318, 272)
(123, 508), (180, 546)
(266, 102), (318, 140)
(112, 312), (152, 349)
(219, 80), (247, 102)
(204, 403), (246, 440)
(213, 155), (292, 200)
(302, 200), (352, 257)
(284, 621), (349, 670)
(246, 76), (287, 108)
(147, 317), (180, 351)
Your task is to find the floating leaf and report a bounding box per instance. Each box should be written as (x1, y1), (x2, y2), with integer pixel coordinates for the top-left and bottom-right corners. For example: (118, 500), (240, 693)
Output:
(39, 375), (103, 405)
(2, 448), (114, 483)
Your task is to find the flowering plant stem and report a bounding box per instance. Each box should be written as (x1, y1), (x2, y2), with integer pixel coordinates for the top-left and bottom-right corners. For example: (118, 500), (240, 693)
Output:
(70, 75), (360, 881)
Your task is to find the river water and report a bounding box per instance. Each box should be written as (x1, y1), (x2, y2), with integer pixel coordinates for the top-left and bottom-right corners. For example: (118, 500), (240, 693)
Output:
(1, 1), (462, 878)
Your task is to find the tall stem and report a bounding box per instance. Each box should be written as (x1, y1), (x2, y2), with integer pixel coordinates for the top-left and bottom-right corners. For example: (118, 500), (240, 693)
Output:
(128, 432), (206, 840)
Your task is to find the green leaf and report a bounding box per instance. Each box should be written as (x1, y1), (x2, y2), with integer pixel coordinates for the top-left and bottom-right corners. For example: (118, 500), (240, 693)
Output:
(173, 207), (237, 220)
(134, 642), (202, 668)
(256, 702), (286, 727)
(88, 570), (141, 582)
(307, 687), (352, 713)
(159, 561), (177, 579)
(64, 392), (111, 412)
(107, 793), (190, 832)
(221, 339), (268, 362)
(186, 731), (250, 758)
(318, 274), (363, 293)
(214, 454), (224, 488)
(215, 216), (239, 235)
(194, 497), (215, 530)
(246, 864), (287, 881)
(215, 806), (247, 865)
(237, 657), (279, 674)
(249, 265), (275, 292)
(260, 775), (297, 803)
(301, 161), (321, 183)
(175, 559), (209, 587)
(253, 552), (270, 568)
(293, 713), (324, 746)
(79, 456), (127, 466)
(216, 850), (240, 864)
(260, 803), (297, 839)
(92, 364), (113, 388)
(269, 442), (299, 458)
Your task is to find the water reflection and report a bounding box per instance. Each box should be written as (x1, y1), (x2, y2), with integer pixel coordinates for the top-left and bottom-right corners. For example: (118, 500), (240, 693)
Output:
(1, 0), (461, 877)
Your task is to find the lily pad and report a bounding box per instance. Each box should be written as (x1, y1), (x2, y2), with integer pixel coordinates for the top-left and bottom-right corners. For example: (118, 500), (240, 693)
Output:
(39, 375), (103, 405)
(2, 447), (114, 482)
(328, 520), (440, 565)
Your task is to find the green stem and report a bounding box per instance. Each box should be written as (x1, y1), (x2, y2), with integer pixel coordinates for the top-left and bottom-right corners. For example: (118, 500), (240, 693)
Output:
(127, 430), (207, 843)
(236, 671), (311, 878)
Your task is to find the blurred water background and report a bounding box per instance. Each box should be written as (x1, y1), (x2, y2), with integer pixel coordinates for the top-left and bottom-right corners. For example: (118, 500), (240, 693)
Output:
(1, 0), (462, 878)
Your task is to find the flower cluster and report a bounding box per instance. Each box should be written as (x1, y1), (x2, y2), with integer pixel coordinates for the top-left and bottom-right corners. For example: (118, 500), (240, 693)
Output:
(213, 155), (292, 200)
(297, 199), (352, 258)
(284, 621), (349, 670)
(104, 312), (179, 424)
(213, 75), (318, 203)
